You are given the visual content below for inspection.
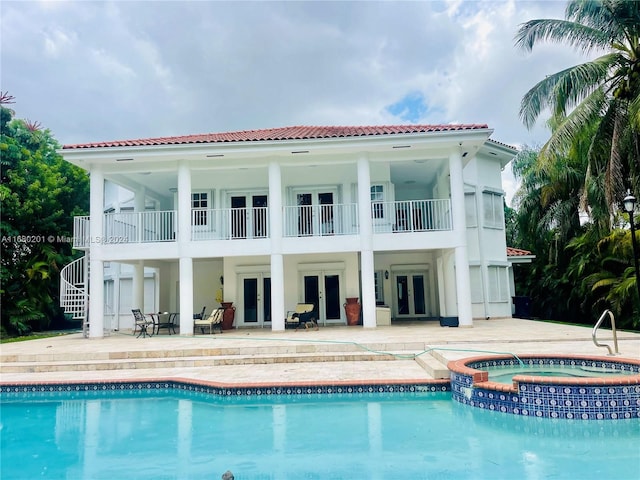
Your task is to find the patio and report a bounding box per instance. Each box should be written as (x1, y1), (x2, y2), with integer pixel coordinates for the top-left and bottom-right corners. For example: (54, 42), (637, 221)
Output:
(1, 318), (639, 387)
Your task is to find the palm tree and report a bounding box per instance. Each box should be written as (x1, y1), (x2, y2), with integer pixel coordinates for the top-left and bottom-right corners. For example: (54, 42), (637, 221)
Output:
(515, 0), (640, 222)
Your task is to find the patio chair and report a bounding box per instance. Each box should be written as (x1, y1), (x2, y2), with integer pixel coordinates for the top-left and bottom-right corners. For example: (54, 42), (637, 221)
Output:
(285, 303), (317, 329)
(132, 309), (153, 338)
(194, 307), (224, 335)
(193, 306), (206, 320)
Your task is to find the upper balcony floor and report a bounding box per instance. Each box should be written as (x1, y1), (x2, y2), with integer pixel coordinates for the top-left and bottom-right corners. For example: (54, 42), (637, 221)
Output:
(73, 197), (453, 249)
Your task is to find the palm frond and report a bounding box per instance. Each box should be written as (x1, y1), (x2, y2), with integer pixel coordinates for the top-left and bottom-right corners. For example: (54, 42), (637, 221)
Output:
(519, 57), (614, 129)
(515, 18), (613, 54)
(539, 87), (607, 159)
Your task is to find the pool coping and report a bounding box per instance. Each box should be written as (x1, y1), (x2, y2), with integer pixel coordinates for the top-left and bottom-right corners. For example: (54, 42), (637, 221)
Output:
(448, 353), (640, 393)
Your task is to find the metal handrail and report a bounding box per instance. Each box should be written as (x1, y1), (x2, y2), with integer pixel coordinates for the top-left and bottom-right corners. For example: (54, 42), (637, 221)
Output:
(592, 309), (619, 355)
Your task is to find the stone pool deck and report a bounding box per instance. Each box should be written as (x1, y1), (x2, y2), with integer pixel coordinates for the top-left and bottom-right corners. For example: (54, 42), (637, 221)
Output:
(1, 318), (639, 387)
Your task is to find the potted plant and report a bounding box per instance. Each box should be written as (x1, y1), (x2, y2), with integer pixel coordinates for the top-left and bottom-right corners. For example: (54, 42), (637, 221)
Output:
(344, 297), (361, 326)
(216, 278), (235, 330)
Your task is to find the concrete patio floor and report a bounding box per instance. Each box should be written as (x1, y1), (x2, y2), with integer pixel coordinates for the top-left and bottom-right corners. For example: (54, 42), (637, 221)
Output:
(1, 318), (639, 386)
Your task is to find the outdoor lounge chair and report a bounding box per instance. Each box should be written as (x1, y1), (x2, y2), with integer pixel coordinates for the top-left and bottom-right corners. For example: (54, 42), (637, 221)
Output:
(193, 306), (206, 320)
(285, 303), (317, 329)
(194, 307), (224, 334)
(132, 309), (153, 338)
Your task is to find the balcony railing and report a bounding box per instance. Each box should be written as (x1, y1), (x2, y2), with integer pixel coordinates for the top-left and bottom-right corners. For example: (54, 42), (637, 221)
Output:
(191, 207), (269, 240)
(104, 210), (176, 243)
(371, 199), (452, 233)
(73, 216), (90, 249)
(72, 199), (452, 247)
(283, 203), (358, 237)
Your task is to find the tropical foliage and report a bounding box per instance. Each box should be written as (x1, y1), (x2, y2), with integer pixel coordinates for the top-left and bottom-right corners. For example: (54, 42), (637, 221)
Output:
(0, 94), (89, 335)
(512, 0), (640, 330)
(515, 0), (640, 218)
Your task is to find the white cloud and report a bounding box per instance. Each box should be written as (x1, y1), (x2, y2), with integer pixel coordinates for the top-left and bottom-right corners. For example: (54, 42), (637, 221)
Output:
(2, 0), (584, 161)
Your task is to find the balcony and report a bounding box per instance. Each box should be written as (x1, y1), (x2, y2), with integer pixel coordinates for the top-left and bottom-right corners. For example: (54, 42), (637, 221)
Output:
(371, 199), (452, 233)
(191, 207), (269, 240)
(72, 199), (451, 247)
(283, 203), (358, 237)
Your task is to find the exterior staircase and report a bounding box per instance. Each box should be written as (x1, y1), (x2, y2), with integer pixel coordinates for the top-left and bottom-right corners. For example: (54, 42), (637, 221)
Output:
(60, 255), (89, 337)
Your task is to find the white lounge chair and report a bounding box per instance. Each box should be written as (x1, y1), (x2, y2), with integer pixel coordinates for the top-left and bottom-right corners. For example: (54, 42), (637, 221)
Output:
(194, 307), (224, 335)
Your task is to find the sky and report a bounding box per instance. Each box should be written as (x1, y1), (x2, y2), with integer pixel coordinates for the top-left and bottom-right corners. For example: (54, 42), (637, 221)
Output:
(1, 0), (587, 205)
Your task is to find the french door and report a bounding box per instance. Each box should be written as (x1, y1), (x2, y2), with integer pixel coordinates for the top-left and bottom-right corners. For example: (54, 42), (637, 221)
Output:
(301, 270), (343, 325)
(296, 190), (335, 236)
(230, 194), (268, 239)
(239, 273), (271, 326)
(393, 271), (430, 319)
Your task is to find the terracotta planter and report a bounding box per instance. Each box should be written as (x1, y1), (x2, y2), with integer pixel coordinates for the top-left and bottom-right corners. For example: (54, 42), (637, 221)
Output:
(344, 297), (361, 326)
(221, 302), (235, 330)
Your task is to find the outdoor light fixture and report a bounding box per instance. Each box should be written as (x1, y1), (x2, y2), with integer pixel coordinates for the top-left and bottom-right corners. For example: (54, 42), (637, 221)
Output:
(623, 189), (640, 302)
(385, 270), (389, 280)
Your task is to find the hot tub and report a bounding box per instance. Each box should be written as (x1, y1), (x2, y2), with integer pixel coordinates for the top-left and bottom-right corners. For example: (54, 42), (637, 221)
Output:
(448, 354), (640, 420)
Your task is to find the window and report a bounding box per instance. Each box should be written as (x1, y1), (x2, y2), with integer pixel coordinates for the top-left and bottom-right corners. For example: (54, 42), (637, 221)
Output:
(483, 191), (504, 228)
(469, 266), (483, 303)
(487, 266), (508, 302)
(465, 192), (477, 228)
(371, 185), (384, 219)
(374, 270), (385, 304)
(192, 192), (209, 226)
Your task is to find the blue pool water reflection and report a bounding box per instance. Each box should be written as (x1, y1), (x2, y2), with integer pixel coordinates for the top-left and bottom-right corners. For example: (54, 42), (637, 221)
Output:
(1, 388), (639, 479)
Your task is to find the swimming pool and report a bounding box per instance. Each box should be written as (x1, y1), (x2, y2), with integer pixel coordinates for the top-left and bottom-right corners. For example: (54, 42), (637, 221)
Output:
(1, 382), (639, 479)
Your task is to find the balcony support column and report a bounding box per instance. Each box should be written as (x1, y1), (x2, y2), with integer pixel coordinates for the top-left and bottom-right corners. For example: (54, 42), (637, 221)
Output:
(357, 155), (376, 328)
(132, 261), (144, 315)
(269, 161), (285, 331)
(88, 167), (105, 337)
(176, 162), (194, 332)
(449, 149), (473, 327)
(177, 162), (191, 244)
(179, 257), (194, 335)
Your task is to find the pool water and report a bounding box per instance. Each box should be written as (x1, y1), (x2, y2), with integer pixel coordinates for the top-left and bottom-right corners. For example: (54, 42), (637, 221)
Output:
(486, 364), (637, 385)
(1, 389), (639, 479)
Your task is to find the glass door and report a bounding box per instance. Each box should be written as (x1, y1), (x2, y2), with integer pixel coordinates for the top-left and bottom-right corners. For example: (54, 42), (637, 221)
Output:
(252, 195), (268, 238)
(393, 271), (430, 319)
(302, 271), (343, 325)
(239, 274), (271, 326)
(231, 196), (247, 238)
(295, 190), (336, 236)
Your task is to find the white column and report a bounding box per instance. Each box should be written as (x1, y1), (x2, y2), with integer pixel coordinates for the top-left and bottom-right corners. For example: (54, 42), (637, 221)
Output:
(177, 162), (194, 333)
(357, 155), (376, 328)
(179, 257), (194, 334)
(177, 162), (191, 244)
(132, 261), (144, 312)
(88, 167), (105, 338)
(269, 161), (285, 331)
(449, 150), (473, 327)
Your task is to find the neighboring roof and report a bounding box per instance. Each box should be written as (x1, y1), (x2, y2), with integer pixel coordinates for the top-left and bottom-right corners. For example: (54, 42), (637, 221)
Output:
(62, 124), (490, 150)
(507, 247), (535, 264)
(506, 247), (532, 257)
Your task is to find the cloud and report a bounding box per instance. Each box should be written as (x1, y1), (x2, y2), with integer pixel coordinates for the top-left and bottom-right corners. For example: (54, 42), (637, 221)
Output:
(1, 0), (584, 159)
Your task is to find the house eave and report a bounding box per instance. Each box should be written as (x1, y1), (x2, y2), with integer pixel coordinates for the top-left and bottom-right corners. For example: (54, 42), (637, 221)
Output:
(58, 128), (495, 170)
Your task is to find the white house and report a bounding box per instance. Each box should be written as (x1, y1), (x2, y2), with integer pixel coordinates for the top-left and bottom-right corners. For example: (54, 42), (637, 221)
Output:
(58, 124), (517, 337)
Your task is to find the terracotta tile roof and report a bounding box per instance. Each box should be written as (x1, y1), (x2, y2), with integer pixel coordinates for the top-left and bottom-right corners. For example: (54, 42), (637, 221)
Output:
(62, 124), (490, 150)
(506, 247), (533, 257)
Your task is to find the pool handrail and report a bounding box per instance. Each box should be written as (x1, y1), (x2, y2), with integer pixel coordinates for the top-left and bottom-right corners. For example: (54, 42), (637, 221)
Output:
(592, 309), (619, 356)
